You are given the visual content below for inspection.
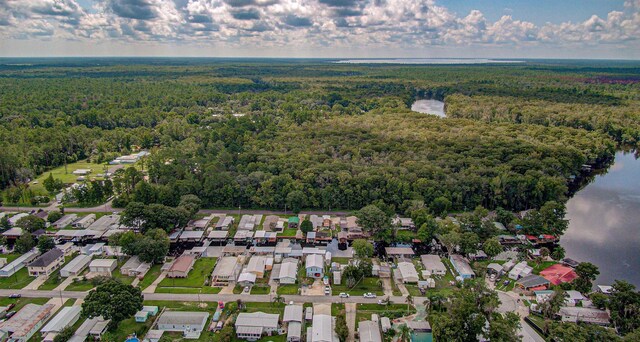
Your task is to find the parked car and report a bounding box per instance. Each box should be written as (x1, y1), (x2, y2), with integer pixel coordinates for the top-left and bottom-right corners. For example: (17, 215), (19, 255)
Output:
(339, 293), (349, 298)
(6, 303), (15, 310)
(363, 293), (377, 298)
(324, 286), (331, 295)
(8, 294), (20, 298)
(5, 311), (16, 319)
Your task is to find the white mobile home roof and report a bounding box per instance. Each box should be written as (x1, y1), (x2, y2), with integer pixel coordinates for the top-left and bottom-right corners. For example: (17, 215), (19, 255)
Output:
(420, 255), (447, 273)
(306, 254), (324, 269)
(238, 272), (257, 283)
(53, 214), (78, 228)
(41, 306), (82, 333)
(8, 213), (29, 225)
(212, 257), (240, 278)
(358, 321), (382, 342)
(0, 250), (38, 275)
(89, 259), (117, 268)
(312, 314), (335, 342)
(74, 214), (96, 228)
(395, 262), (419, 282)
(157, 311), (209, 327)
(236, 312), (279, 329)
(208, 230), (229, 239)
(2, 227), (22, 237)
(61, 254), (92, 276)
(246, 256), (267, 274)
(283, 305), (303, 323)
(278, 260), (298, 280)
(87, 214), (120, 231)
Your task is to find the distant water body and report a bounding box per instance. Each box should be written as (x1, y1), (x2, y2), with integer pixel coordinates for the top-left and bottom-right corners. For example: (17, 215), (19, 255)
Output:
(335, 58), (523, 64)
(411, 100), (446, 117)
(563, 151), (640, 287)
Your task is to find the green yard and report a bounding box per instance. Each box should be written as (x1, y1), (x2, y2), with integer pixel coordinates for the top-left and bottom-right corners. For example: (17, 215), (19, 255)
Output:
(0, 267), (34, 289)
(251, 285), (271, 294)
(30, 160), (112, 195)
(158, 257), (217, 289)
(101, 316), (154, 342)
(332, 277), (384, 296)
(355, 303), (411, 323)
(527, 260), (558, 274)
(136, 264), (163, 291)
(279, 228), (298, 237)
(0, 297), (49, 312)
(155, 286), (221, 294)
(277, 284), (300, 295)
(331, 257), (352, 265)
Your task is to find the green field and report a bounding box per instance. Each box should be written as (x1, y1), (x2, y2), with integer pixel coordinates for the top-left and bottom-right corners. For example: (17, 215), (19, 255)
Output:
(332, 277), (384, 296)
(277, 284), (300, 295)
(136, 264), (162, 291)
(355, 303), (411, 323)
(0, 267), (34, 289)
(30, 160), (112, 195)
(158, 257), (217, 289)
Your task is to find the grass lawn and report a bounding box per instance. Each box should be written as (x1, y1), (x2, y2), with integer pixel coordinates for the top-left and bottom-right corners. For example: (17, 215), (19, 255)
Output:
(332, 303), (345, 316)
(355, 303), (411, 322)
(0, 297), (49, 312)
(65, 271), (96, 291)
(158, 257), (217, 289)
(30, 160), (112, 195)
(136, 264), (162, 291)
(332, 277), (384, 296)
(102, 316), (154, 342)
(277, 284), (300, 295)
(155, 286), (221, 294)
(527, 260), (558, 274)
(251, 285), (271, 294)
(143, 300), (218, 311)
(331, 257), (352, 265)
(279, 228), (298, 237)
(227, 301), (286, 315)
(0, 267), (34, 289)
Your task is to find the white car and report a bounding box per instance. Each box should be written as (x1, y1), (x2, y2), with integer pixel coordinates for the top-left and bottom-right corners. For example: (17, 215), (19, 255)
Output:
(363, 293), (377, 298)
(324, 286), (331, 295)
(339, 293), (349, 298)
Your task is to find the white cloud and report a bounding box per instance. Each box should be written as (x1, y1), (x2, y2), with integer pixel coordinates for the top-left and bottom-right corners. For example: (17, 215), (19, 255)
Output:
(0, 0), (638, 56)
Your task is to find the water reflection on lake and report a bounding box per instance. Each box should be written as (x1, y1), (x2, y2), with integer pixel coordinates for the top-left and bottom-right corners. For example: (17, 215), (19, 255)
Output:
(563, 151), (640, 287)
(411, 100), (446, 117)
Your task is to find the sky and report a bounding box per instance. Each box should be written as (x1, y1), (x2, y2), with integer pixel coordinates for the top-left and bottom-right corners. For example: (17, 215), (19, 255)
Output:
(0, 0), (639, 59)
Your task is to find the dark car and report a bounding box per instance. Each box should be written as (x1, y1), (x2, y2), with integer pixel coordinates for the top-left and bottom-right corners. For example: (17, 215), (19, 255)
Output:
(5, 311), (16, 319)
(8, 294), (21, 299)
(6, 303), (15, 310)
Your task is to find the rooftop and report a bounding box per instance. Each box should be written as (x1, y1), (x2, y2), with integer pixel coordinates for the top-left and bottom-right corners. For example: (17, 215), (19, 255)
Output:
(540, 264), (578, 285)
(28, 248), (63, 268)
(0, 304), (55, 336)
(385, 247), (414, 256)
(236, 312), (280, 329)
(157, 311), (209, 326)
(169, 255), (196, 273)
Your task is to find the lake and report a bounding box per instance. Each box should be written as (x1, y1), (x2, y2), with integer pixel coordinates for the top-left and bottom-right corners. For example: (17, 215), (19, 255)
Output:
(411, 100), (446, 117)
(563, 150), (640, 287)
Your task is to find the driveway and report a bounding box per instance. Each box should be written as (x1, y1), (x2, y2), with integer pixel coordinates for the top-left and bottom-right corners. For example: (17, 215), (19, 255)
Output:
(345, 303), (356, 342)
(142, 271), (166, 293)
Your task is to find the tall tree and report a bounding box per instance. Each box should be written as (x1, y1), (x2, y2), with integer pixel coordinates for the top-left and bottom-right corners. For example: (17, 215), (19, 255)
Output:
(16, 215), (46, 232)
(356, 205), (392, 241)
(483, 238), (503, 257)
(352, 239), (374, 258)
(15, 231), (34, 254)
(82, 280), (143, 330)
(574, 262), (599, 294)
(37, 235), (55, 253)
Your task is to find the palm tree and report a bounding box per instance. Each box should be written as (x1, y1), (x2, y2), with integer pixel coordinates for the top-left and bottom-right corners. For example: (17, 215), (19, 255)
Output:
(397, 324), (412, 342)
(272, 294), (285, 306)
(405, 294), (414, 311)
(381, 296), (391, 307)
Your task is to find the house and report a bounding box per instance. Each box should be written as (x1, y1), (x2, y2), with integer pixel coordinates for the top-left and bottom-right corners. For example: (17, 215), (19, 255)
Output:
(534, 290), (555, 304)
(208, 230), (229, 242)
(385, 247), (415, 259)
(516, 275), (550, 291)
(449, 254), (475, 280)
(235, 312), (280, 341)
(89, 259), (117, 275)
(60, 254), (92, 277)
(309, 215), (323, 230)
(0, 304), (55, 342)
(508, 261), (533, 280)
(263, 215), (280, 231)
(135, 306), (159, 323)
(237, 272), (257, 286)
(121, 256), (151, 277)
(189, 215), (214, 230)
(167, 255), (196, 278)
(216, 216), (234, 230)
(559, 307), (610, 325)
(380, 317), (391, 333)
(145, 330), (164, 342)
(307, 232), (317, 244)
(565, 290), (587, 306)
(234, 230), (254, 243)
(540, 264), (578, 285)
(420, 255), (447, 276)
(0, 250), (38, 277)
(275, 258), (298, 284)
(81, 243), (106, 256)
(67, 316), (110, 342)
(393, 217), (415, 230)
(305, 307), (313, 321)
(486, 263), (504, 276)
(284, 304), (303, 324)
(238, 215), (262, 231)
(394, 261), (419, 283)
(72, 169), (91, 175)
(2, 227), (23, 240)
(87, 214), (121, 231)
(73, 214), (96, 228)
(468, 250), (488, 261)
(358, 321), (382, 342)
(179, 230), (205, 243)
(306, 254), (324, 278)
(27, 248), (64, 276)
(55, 242), (75, 256)
(8, 213), (29, 226)
(211, 256), (242, 284)
(310, 314), (338, 342)
(222, 245), (248, 256)
(156, 311), (209, 339)
(288, 216), (300, 228)
(246, 255), (268, 278)
(406, 321), (431, 332)
(254, 231), (277, 244)
(597, 285), (613, 295)
(40, 306), (82, 335)
(52, 214), (78, 229)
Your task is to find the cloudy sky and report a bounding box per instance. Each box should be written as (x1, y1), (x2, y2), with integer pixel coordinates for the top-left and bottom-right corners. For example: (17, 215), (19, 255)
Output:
(1, 0), (639, 58)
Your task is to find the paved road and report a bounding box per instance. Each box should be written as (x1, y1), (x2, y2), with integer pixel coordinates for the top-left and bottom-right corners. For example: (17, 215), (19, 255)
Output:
(0, 289), (414, 305)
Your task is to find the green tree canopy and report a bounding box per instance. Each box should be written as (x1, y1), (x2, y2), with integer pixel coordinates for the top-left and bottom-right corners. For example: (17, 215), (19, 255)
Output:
(82, 280), (143, 330)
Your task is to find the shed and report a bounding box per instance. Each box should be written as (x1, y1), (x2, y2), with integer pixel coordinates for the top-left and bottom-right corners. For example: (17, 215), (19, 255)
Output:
(380, 317), (391, 332)
(89, 259), (117, 275)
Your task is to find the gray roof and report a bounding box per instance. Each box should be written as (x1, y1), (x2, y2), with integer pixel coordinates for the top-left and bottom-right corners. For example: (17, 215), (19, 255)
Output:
(61, 254), (92, 274)
(288, 321), (302, 339)
(28, 248), (63, 267)
(235, 312), (279, 329)
(516, 274), (550, 289)
(41, 306), (81, 333)
(406, 321), (431, 332)
(157, 311), (209, 326)
(283, 304), (303, 323)
(420, 255), (446, 272)
(358, 321), (382, 342)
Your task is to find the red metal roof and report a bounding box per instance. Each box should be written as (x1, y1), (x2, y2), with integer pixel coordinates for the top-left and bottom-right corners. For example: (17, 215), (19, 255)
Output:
(540, 264), (578, 285)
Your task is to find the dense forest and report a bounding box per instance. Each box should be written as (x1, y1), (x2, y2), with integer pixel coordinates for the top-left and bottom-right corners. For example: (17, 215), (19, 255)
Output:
(1, 58), (638, 212)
